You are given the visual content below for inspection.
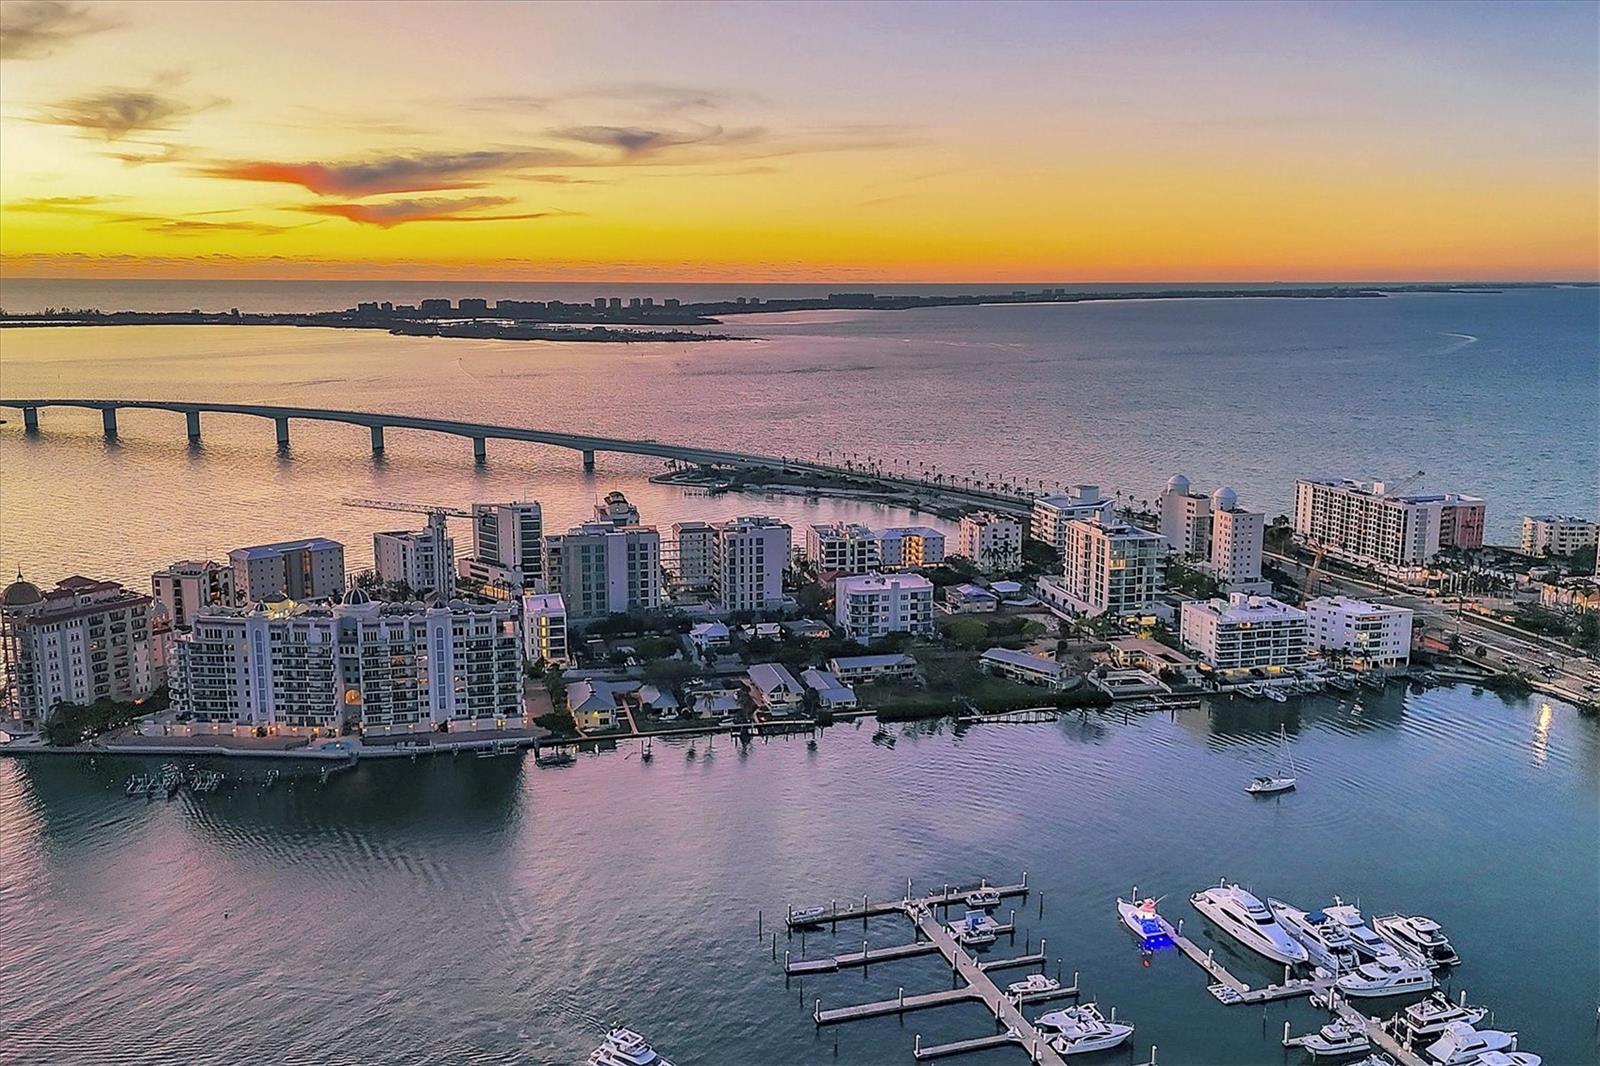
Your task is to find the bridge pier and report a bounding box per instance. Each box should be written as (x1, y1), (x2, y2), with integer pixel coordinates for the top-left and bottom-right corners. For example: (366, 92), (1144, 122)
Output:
(101, 407), (118, 438)
(186, 410), (202, 442)
(370, 425), (385, 453)
(22, 406), (39, 433)
(582, 449), (595, 471)
(275, 416), (290, 448)
(472, 436), (486, 464)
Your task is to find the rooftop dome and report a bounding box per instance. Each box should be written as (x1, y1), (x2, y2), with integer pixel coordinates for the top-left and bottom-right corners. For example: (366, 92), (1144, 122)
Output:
(1166, 474), (1190, 495)
(1212, 486), (1238, 511)
(2, 573), (43, 607)
(343, 585), (372, 606)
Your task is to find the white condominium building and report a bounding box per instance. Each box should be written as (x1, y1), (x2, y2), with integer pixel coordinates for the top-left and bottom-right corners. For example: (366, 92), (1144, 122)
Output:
(712, 516), (791, 612)
(1304, 595), (1413, 671)
(671, 521), (717, 589)
(1521, 514), (1598, 558)
(171, 592), (521, 735)
(544, 521), (661, 619)
(958, 511), (1023, 573)
(1031, 485), (1116, 556)
(522, 592), (569, 666)
(1, 576), (160, 727)
(834, 572), (934, 642)
(462, 501), (543, 593)
(1207, 488), (1265, 587)
(806, 522), (882, 574)
(374, 512), (455, 598)
(593, 490), (642, 528)
(152, 560), (236, 629)
(1158, 475), (1212, 559)
(228, 537), (345, 603)
(1294, 479), (1486, 568)
(1058, 517), (1164, 617)
(1179, 593), (1308, 676)
(878, 526), (946, 569)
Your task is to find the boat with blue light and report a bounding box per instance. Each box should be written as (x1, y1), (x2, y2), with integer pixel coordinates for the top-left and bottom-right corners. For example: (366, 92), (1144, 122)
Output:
(1116, 896), (1172, 948)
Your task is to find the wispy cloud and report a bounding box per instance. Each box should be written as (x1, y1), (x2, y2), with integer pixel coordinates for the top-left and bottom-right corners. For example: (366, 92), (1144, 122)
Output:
(463, 81), (763, 116)
(297, 195), (567, 228)
(550, 123), (765, 159)
(2, 194), (301, 235)
(0, 0), (115, 60)
(38, 81), (221, 141)
(3, 193), (123, 215)
(193, 149), (581, 196)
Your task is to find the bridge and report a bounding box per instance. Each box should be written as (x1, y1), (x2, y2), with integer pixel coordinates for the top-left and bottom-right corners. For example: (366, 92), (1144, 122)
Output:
(0, 398), (1034, 513)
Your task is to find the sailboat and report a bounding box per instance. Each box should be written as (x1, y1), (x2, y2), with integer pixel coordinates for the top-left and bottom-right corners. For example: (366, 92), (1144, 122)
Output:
(1245, 725), (1297, 795)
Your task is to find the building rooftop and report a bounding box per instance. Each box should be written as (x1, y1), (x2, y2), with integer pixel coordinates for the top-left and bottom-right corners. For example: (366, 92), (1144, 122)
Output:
(827, 653), (914, 670)
(979, 647), (1061, 673)
(836, 572), (934, 593)
(1186, 593), (1305, 622)
(230, 537), (343, 559)
(747, 662), (803, 695)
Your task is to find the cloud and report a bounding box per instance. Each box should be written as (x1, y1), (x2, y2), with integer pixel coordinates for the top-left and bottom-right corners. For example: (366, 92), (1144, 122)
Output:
(39, 86), (216, 140)
(0, 0), (115, 60)
(297, 195), (566, 228)
(103, 141), (189, 166)
(551, 123), (764, 159)
(193, 149), (581, 196)
(142, 218), (305, 236)
(3, 194), (123, 215)
(462, 82), (763, 116)
(2, 195), (301, 235)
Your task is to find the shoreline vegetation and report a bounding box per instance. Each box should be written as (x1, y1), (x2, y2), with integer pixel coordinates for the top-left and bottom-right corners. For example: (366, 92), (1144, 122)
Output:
(0, 282), (1540, 344)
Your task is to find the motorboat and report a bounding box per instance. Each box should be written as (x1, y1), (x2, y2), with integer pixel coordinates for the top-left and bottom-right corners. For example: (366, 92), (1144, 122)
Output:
(1035, 1003), (1134, 1056)
(1264, 686), (1289, 703)
(1392, 992), (1488, 1044)
(1007, 973), (1060, 997)
(965, 885), (1002, 909)
(1268, 899), (1359, 973)
(1420, 1023), (1517, 1066)
(1116, 897), (1172, 947)
(1327, 674), (1357, 692)
(1285, 1018), (1371, 1058)
(948, 909), (998, 947)
(1335, 955), (1435, 998)
(789, 906), (827, 927)
(1245, 725), (1297, 795)
(1373, 913), (1460, 968)
(1470, 1053), (1541, 1066)
(1322, 900), (1415, 964)
(1190, 880), (1309, 966)
(1239, 683), (1266, 699)
(589, 1027), (675, 1066)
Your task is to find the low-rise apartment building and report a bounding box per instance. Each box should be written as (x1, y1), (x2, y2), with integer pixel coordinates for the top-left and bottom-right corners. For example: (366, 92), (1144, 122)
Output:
(1179, 593), (1308, 677)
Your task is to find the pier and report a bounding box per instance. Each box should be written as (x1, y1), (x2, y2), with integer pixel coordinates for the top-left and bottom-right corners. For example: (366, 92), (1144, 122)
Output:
(786, 876), (1029, 928)
(1156, 914), (1319, 1004)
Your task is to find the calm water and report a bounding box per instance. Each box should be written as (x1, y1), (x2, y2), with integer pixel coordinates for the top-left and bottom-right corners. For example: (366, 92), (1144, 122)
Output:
(2, 688), (1597, 1065)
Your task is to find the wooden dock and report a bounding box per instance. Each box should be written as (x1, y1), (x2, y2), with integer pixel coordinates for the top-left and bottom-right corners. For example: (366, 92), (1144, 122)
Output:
(786, 939), (941, 975)
(786, 876), (1028, 928)
(1158, 915), (1318, 1004)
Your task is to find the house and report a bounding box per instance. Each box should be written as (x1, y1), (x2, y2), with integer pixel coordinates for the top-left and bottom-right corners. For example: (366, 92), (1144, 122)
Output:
(688, 621), (731, 651)
(826, 653), (917, 684)
(746, 663), (806, 712)
(978, 647), (1065, 689)
(988, 579), (1026, 601)
(631, 684), (681, 720)
(945, 583), (999, 614)
(800, 668), (857, 710)
(1088, 668), (1170, 698)
(1107, 636), (1200, 681)
(567, 680), (620, 731)
(783, 618), (833, 640)
(692, 689), (744, 720)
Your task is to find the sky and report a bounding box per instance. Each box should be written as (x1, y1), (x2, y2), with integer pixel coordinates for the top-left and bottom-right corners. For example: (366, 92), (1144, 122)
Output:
(0, 0), (1596, 282)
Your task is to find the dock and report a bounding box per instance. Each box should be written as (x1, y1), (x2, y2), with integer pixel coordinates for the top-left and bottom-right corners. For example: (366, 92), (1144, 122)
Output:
(1157, 914), (1319, 1004)
(786, 875), (1028, 928)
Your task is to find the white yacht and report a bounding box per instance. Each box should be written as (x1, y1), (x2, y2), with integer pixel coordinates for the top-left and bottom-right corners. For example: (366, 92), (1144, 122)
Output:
(1323, 900), (1416, 964)
(1007, 973), (1060, 997)
(1269, 899), (1360, 973)
(1116, 897), (1172, 947)
(965, 885), (1002, 909)
(589, 1028), (675, 1066)
(1392, 992), (1488, 1044)
(1035, 1003), (1134, 1055)
(1470, 1053), (1541, 1066)
(1190, 880), (1309, 966)
(1335, 955), (1435, 998)
(1421, 1023), (1518, 1066)
(1373, 913), (1460, 968)
(947, 909), (998, 947)
(1285, 1018), (1371, 1059)
(789, 906), (827, 926)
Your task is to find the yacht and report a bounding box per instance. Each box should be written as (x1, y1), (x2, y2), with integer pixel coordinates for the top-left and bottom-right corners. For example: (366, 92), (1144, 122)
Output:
(1285, 1018), (1371, 1058)
(1322, 900), (1415, 964)
(1420, 1024), (1518, 1066)
(1470, 1053), (1541, 1066)
(947, 909), (998, 947)
(1268, 899), (1359, 972)
(1007, 973), (1060, 997)
(1392, 993), (1488, 1045)
(1190, 880), (1309, 965)
(1246, 725), (1298, 794)
(965, 885), (1002, 909)
(1372, 913), (1460, 968)
(589, 1028), (675, 1066)
(1116, 897), (1172, 947)
(1035, 1003), (1134, 1055)
(1334, 955), (1435, 998)
(789, 906), (827, 927)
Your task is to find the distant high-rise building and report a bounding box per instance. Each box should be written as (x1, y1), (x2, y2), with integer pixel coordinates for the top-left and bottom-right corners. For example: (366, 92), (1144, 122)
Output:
(958, 511), (1023, 573)
(834, 573), (934, 642)
(670, 521), (716, 589)
(1521, 514), (1598, 557)
(1055, 516), (1163, 617)
(544, 522), (661, 619)
(806, 522), (881, 574)
(458, 298), (487, 314)
(878, 527), (946, 569)
(152, 560), (236, 629)
(1294, 479), (1486, 568)
(1158, 474), (1212, 559)
(712, 516), (791, 612)
(462, 501), (543, 593)
(374, 513), (455, 598)
(1206, 488), (1265, 589)
(228, 538), (345, 603)
(1031, 486), (1115, 558)
(522, 593), (569, 666)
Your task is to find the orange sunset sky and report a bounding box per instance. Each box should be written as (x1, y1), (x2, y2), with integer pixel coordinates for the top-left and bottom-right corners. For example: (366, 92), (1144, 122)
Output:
(0, 0), (1596, 282)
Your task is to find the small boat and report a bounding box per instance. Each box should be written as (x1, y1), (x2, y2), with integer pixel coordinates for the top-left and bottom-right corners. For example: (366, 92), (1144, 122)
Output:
(1190, 880), (1308, 966)
(947, 909), (998, 947)
(1264, 686), (1289, 703)
(1006, 973), (1060, 996)
(1470, 1053), (1541, 1066)
(1269, 899), (1360, 973)
(1358, 673), (1387, 691)
(1328, 674), (1357, 692)
(589, 1027), (674, 1066)
(1116, 896), (1171, 947)
(1393, 992), (1488, 1044)
(535, 748), (576, 768)
(1286, 1018), (1371, 1058)
(1372, 913), (1460, 968)
(1335, 955), (1435, 998)
(789, 906), (827, 927)
(1239, 683), (1266, 699)
(1347, 1057), (1397, 1066)
(1036, 1003), (1134, 1056)
(1421, 1023), (1518, 1066)
(965, 885), (1002, 910)
(1246, 725), (1297, 794)
(1323, 900), (1414, 964)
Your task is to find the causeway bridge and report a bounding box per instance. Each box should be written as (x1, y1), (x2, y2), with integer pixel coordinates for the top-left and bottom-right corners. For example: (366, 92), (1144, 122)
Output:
(0, 398), (1034, 512)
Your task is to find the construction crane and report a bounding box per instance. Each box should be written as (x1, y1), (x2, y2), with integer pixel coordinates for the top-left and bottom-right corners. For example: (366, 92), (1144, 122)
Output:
(1302, 540), (1329, 600)
(1377, 469), (1426, 496)
(341, 497), (471, 519)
